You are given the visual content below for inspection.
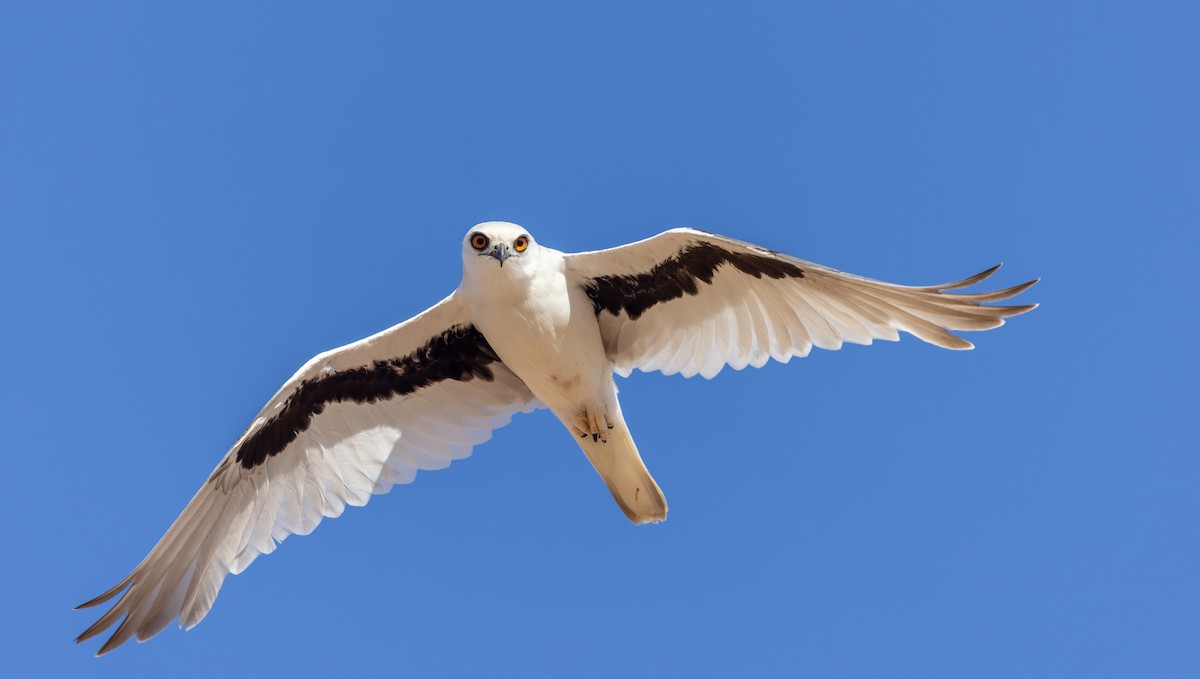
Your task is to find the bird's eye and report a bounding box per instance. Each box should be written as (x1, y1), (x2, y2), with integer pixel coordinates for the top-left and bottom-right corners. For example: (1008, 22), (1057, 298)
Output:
(513, 236), (529, 252)
(470, 233), (489, 251)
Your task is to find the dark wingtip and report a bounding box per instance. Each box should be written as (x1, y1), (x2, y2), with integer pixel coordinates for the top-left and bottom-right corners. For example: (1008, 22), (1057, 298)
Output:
(999, 303), (1039, 317)
(961, 277), (1041, 303)
(95, 640), (119, 657)
(75, 595), (109, 611)
(75, 579), (130, 610)
(933, 264), (1003, 291)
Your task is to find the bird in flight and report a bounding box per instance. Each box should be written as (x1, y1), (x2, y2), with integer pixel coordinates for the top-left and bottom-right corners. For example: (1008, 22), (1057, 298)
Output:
(77, 222), (1037, 654)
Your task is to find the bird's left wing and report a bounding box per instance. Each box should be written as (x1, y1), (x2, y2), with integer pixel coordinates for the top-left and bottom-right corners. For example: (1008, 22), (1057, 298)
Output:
(77, 293), (539, 655)
(565, 228), (1037, 379)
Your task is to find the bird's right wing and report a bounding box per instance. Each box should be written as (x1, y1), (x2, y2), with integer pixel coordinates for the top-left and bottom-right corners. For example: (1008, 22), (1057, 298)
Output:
(565, 228), (1037, 379)
(77, 293), (539, 655)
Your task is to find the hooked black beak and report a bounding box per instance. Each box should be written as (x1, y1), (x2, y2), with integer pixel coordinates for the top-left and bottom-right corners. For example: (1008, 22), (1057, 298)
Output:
(488, 243), (511, 266)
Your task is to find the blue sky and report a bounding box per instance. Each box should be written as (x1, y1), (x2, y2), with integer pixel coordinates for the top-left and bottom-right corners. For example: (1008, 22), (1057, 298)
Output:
(2, 2), (1196, 677)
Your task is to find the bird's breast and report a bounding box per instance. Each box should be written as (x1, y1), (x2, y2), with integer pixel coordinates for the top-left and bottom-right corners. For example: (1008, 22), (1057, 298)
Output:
(464, 272), (611, 409)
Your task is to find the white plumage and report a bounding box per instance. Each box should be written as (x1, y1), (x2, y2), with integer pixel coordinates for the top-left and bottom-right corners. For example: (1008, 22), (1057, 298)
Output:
(77, 222), (1036, 654)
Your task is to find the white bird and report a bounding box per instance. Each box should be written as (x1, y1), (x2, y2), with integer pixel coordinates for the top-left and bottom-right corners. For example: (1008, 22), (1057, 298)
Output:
(77, 222), (1037, 654)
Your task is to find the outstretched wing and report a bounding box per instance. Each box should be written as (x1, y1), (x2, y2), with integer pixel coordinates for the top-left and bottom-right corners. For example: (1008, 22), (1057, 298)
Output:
(565, 228), (1037, 379)
(76, 293), (539, 655)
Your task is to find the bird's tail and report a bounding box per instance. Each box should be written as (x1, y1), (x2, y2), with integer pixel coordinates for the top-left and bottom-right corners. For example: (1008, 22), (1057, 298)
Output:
(574, 418), (667, 525)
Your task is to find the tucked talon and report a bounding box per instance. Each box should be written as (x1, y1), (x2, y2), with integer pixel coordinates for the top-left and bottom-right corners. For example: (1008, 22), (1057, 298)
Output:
(572, 402), (611, 443)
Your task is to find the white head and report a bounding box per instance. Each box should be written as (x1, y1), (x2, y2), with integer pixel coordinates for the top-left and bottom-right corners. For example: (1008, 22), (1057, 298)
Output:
(461, 221), (538, 275)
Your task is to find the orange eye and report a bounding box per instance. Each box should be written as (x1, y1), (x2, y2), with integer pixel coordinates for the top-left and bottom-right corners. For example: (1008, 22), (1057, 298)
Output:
(470, 233), (489, 251)
(513, 236), (529, 252)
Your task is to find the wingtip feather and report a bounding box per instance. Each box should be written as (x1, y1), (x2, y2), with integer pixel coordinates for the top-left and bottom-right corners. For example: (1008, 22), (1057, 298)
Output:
(75, 574), (134, 610)
(998, 303), (1039, 317)
(931, 263), (1002, 291)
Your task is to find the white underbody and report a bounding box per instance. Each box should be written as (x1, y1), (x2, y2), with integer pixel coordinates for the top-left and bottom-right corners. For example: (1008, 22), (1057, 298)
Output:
(459, 240), (667, 523)
(461, 245), (613, 425)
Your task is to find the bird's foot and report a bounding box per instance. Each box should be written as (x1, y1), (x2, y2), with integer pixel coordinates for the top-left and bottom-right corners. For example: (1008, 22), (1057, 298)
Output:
(571, 404), (614, 443)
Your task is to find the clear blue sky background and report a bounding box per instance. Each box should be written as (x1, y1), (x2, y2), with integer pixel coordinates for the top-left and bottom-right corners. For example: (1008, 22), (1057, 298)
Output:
(2, 2), (1196, 677)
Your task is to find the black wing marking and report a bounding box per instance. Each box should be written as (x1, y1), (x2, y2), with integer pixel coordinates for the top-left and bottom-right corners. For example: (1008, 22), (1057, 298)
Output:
(582, 240), (805, 321)
(233, 325), (499, 470)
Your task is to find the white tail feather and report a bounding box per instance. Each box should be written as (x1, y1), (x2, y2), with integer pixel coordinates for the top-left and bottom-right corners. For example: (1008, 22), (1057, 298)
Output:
(573, 419), (667, 525)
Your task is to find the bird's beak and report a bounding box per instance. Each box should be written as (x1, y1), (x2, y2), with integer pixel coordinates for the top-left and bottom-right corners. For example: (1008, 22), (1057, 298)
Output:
(488, 243), (511, 267)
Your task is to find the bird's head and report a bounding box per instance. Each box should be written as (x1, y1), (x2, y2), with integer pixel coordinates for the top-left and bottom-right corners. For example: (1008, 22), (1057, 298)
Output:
(461, 222), (537, 274)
